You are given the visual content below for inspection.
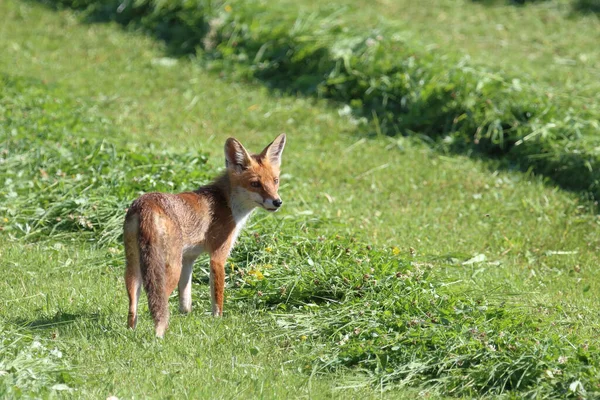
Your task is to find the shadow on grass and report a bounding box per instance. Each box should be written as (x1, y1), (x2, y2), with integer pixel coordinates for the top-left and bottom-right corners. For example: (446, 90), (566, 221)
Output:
(472, 0), (552, 5)
(13, 311), (92, 331)
(572, 0), (600, 13)
(473, 0), (600, 14)
(34, 0), (211, 56)
(26, 0), (600, 206)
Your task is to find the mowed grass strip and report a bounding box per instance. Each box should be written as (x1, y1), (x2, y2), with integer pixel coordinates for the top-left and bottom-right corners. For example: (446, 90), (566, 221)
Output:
(30, 0), (600, 199)
(1, 0), (600, 397)
(277, 0), (600, 104)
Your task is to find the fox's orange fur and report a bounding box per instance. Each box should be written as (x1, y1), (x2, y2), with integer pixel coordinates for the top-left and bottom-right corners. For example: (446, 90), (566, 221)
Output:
(124, 134), (286, 337)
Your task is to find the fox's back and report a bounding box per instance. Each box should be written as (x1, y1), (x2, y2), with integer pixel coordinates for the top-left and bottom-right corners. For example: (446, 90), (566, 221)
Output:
(125, 190), (219, 248)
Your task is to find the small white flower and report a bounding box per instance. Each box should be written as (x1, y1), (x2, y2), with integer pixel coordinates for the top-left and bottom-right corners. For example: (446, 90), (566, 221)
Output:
(337, 105), (352, 117)
(558, 356), (568, 364)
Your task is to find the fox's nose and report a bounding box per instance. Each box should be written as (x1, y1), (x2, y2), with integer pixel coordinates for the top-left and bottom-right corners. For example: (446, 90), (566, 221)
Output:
(272, 199), (282, 208)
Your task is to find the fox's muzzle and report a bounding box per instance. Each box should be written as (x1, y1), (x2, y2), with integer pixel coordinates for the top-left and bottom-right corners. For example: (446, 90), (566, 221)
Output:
(263, 197), (282, 211)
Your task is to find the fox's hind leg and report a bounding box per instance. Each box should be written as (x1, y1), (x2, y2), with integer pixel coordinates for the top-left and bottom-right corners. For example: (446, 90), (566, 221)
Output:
(154, 246), (182, 337)
(124, 214), (142, 329)
(178, 257), (195, 314)
(126, 265), (142, 329)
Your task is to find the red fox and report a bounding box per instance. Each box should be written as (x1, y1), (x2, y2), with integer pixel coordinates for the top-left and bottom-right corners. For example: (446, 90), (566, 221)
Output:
(124, 134), (286, 337)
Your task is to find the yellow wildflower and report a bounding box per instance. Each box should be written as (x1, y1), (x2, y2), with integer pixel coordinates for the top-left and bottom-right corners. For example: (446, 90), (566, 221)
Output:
(248, 269), (264, 280)
(392, 246), (401, 255)
(224, 4), (232, 12)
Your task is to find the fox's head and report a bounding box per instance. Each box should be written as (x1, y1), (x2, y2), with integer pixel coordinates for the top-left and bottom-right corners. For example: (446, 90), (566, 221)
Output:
(224, 134), (286, 212)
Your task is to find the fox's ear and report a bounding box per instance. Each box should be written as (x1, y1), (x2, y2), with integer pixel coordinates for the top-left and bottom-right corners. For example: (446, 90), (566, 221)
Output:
(225, 138), (252, 172)
(260, 133), (286, 168)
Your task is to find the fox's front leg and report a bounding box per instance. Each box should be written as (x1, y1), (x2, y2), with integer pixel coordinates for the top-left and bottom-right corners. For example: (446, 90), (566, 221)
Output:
(209, 253), (226, 316)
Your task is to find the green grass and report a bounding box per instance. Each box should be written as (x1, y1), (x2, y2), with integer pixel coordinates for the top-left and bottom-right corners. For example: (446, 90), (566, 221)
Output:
(1, 240), (398, 399)
(280, 0), (600, 105)
(30, 0), (600, 200)
(1, 0), (600, 398)
(0, 321), (71, 398)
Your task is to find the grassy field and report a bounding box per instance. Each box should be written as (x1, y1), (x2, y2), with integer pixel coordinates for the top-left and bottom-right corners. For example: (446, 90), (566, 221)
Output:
(282, 0), (600, 105)
(1, 0), (599, 398)
(34, 0), (600, 199)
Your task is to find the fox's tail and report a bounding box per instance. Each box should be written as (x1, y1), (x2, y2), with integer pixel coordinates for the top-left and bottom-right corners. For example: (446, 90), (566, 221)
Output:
(138, 210), (168, 337)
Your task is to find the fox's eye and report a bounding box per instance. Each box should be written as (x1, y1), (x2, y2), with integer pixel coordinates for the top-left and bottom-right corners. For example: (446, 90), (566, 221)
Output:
(274, 178), (279, 185)
(250, 181), (261, 188)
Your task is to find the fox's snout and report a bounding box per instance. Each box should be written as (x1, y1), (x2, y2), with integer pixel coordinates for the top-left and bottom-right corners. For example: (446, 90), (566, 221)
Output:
(264, 197), (283, 211)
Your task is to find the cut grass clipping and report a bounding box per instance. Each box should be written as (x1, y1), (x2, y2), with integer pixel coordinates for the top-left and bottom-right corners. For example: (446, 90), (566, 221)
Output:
(42, 0), (600, 200)
(0, 324), (73, 398)
(1, 75), (214, 245)
(2, 75), (599, 397)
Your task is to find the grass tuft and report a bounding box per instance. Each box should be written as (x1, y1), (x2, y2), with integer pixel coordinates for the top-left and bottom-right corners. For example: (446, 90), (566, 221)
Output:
(227, 232), (599, 397)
